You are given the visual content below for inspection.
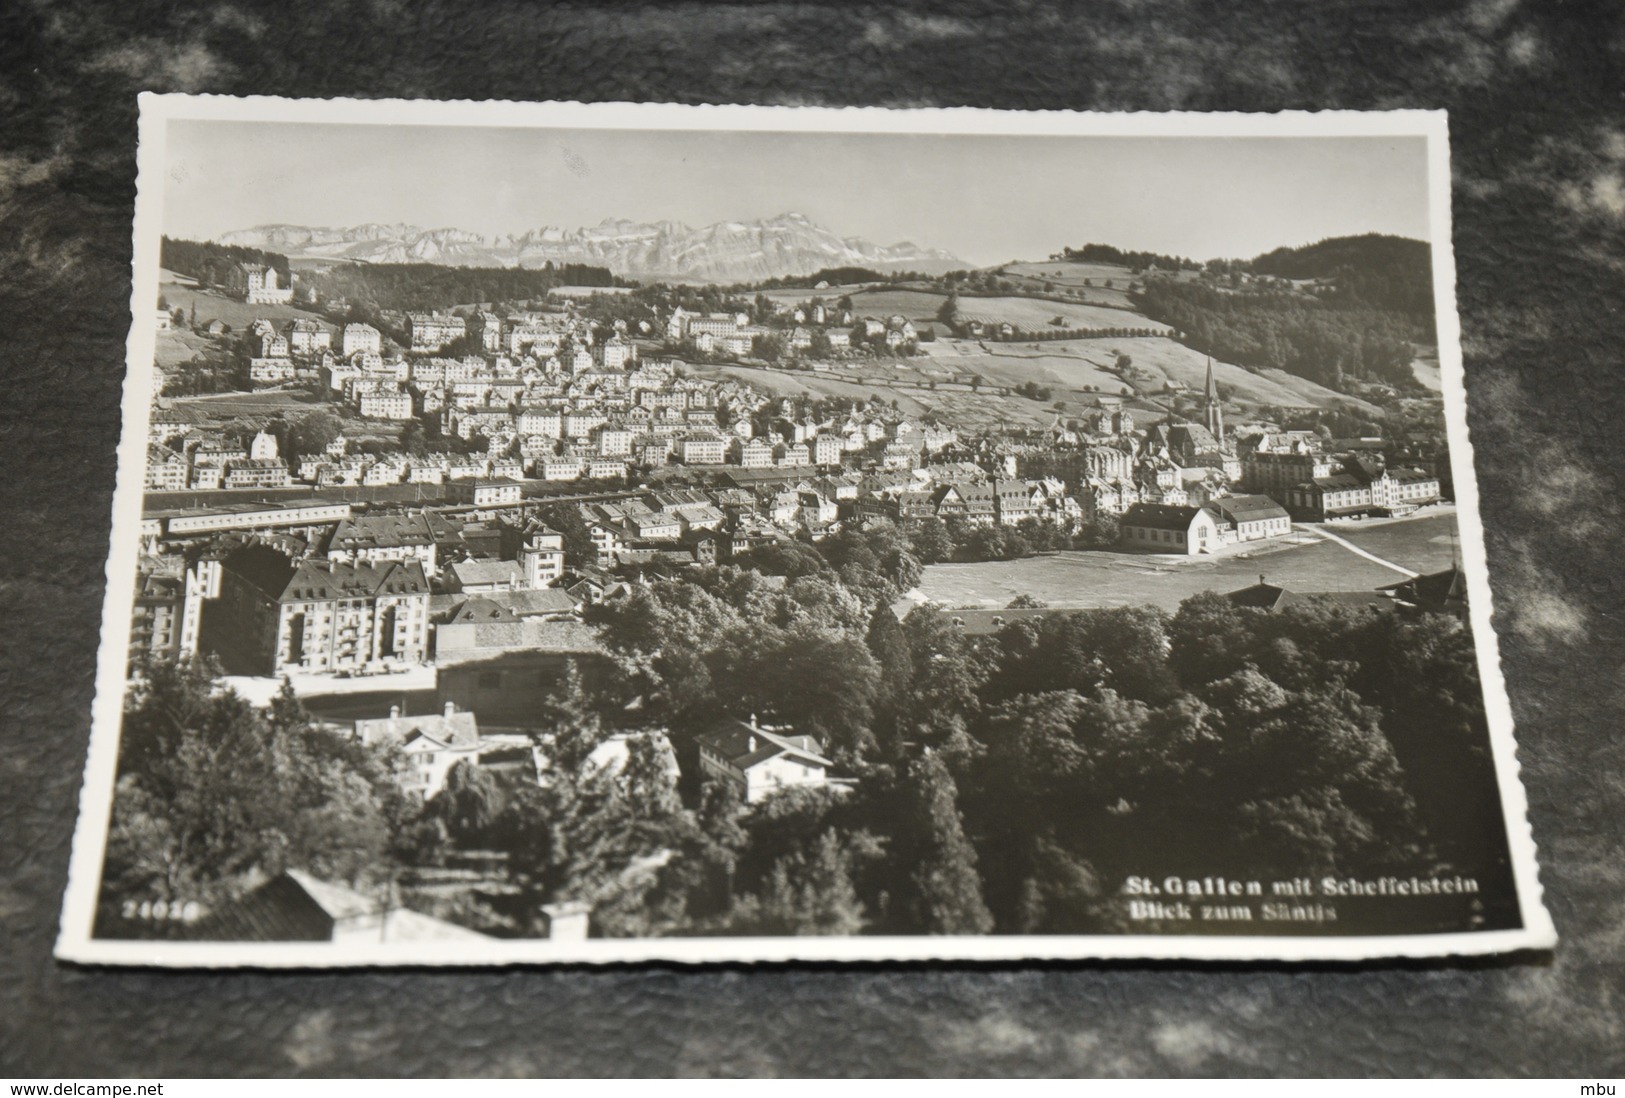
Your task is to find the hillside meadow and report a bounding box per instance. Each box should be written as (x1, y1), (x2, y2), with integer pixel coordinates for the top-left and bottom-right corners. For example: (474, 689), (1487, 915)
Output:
(998, 260), (1203, 305)
(845, 287), (950, 319)
(916, 340), (1128, 394)
(688, 361), (1066, 431)
(1085, 336), (1380, 415)
(951, 295), (1170, 332)
(158, 277), (338, 335)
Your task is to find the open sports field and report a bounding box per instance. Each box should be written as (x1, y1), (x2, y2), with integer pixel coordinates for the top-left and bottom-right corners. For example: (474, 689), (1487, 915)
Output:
(1319, 509), (1462, 566)
(158, 278), (338, 336)
(918, 512), (1461, 612)
(953, 296), (1169, 333)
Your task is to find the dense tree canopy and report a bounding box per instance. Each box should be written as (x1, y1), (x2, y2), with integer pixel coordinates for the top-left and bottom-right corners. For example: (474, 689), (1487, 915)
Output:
(160, 236), (290, 284)
(110, 554), (1516, 939)
(100, 661), (415, 935)
(299, 261), (623, 314)
(1050, 243), (1202, 271)
(1133, 277), (1428, 392)
(1246, 234), (1433, 313)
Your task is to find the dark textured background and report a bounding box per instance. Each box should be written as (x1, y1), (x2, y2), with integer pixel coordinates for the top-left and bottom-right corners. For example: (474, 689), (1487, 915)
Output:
(3, 0), (1623, 1077)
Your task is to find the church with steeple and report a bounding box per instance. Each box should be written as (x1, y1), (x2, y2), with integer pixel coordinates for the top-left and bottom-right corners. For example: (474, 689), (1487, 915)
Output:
(1203, 357), (1225, 442)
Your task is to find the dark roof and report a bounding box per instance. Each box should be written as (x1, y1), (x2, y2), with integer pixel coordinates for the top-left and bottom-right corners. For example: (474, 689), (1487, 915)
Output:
(1226, 582), (1293, 611)
(424, 510), (469, 542)
(1389, 467), (1439, 484)
(1167, 423), (1220, 453)
(435, 619), (606, 664)
(1228, 582), (1393, 613)
(1307, 474), (1367, 491)
(448, 559), (523, 587)
(1342, 454), (1386, 481)
(1307, 591), (1398, 611)
(1378, 566), (1469, 611)
(723, 467), (805, 487)
(187, 872), (343, 941)
(187, 871), (487, 942)
(267, 558), (430, 603)
(1121, 503), (1202, 531)
(221, 543), (297, 601)
(447, 596), (522, 624)
(329, 513), (434, 551)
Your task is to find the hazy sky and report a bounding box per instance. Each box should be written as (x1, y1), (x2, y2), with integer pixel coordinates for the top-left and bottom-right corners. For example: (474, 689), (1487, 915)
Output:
(162, 120), (1432, 266)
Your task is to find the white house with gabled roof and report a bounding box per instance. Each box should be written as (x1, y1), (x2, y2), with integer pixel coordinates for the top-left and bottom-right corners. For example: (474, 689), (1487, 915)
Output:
(694, 717), (833, 803)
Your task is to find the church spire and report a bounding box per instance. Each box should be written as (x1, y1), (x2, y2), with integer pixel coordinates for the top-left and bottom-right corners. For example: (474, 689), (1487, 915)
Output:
(1203, 357), (1224, 441)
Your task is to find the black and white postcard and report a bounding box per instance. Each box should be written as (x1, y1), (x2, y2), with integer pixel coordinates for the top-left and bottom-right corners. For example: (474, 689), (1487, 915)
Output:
(57, 96), (1554, 964)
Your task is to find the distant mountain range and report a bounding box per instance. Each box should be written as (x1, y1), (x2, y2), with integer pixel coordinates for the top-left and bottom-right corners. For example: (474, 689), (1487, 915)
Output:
(216, 213), (965, 282)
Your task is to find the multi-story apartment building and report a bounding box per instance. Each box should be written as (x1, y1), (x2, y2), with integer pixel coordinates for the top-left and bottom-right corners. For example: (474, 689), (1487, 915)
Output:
(286, 318), (331, 355)
(813, 434), (844, 466)
(564, 410), (607, 439)
(359, 391), (414, 420)
(1241, 449), (1336, 501)
(406, 312), (467, 351)
(679, 433), (727, 465)
(739, 438), (775, 468)
(468, 312), (503, 353)
(326, 513), (439, 574)
(222, 458), (291, 490)
(210, 545), (431, 675)
(451, 478), (523, 507)
(144, 446), (188, 491)
(252, 355), (304, 388)
(341, 322), (382, 357)
(1284, 468), (1441, 521)
(130, 567), (185, 672)
(592, 425), (635, 457)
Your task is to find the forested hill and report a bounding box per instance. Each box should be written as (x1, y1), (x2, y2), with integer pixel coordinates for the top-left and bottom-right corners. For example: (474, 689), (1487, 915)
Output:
(1247, 234), (1433, 313)
(1133, 278), (1427, 392)
(1049, 243), (1203, 271)
(1122, 233), (1438, 394)
(161, 237), (291, 284)
(297, 261), (625, 313)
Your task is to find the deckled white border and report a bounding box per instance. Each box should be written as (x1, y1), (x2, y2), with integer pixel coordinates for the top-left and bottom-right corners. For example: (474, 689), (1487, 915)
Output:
(56, 95), (1555, 967)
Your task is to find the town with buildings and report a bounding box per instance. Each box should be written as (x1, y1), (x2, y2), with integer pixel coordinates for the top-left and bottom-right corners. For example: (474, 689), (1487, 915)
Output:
(138, 260), (1450, 678)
